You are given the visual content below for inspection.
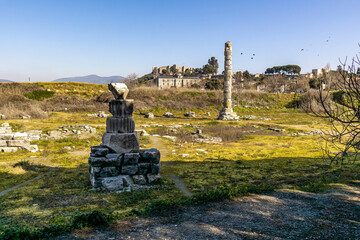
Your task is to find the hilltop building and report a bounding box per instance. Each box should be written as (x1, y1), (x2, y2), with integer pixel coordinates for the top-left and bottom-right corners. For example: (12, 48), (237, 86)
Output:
(152, 65), (193, 76)
(154, 74), (202, 89)
(312, 68), (330, 77)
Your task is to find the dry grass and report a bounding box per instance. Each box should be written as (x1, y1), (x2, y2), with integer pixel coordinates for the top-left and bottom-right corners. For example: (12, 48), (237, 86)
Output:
(0, 83), (108, 119)
(129, 87), (223, 111)
(202, 124), (281, 142)
(44, 95), (106, 112)
(0, 83), (41, 96)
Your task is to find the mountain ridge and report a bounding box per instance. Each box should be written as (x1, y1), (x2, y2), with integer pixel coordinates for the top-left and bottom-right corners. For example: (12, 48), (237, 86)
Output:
(0, 79), (13, 83)
(52, 74), (125, 84)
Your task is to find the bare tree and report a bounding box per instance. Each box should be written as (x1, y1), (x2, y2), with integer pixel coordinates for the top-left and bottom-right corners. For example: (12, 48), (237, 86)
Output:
(124, 73), (138, 88)
(263, 74), (287, 93)
(313, 48), (360, 164)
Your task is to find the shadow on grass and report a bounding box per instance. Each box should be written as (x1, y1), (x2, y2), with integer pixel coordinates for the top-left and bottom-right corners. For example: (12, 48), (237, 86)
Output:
(0, 156), (359, 232)
(0, 162), (180, 229)
(101, 181), (360, 240)
(165, 157), (360, 193)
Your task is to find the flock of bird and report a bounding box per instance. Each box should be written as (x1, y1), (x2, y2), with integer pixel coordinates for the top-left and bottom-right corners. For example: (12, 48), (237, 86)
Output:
(240, 36), (331, 60)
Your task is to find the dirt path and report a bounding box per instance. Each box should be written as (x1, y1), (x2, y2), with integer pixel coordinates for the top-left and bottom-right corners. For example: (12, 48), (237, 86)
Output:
(148, 135), (192, 197)
(53, 182), (360, 239)
(0, 175), (43, 197)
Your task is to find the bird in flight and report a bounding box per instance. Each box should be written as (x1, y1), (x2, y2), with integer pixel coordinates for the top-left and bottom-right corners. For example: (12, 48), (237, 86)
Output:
(301, 49), (304, 51)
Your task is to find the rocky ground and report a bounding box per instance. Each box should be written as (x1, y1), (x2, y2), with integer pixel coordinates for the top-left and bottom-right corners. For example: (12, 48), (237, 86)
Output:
(53, 181), (360, 240)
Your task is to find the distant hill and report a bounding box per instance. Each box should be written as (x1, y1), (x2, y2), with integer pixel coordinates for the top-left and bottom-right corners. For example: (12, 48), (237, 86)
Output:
(52, 75), (125, 84)
(0, 79), (13, 83)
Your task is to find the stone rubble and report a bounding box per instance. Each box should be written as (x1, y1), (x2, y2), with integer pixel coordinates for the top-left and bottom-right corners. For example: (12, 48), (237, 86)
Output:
(41, 125), (96, 140)
(145, 112), (154, 119)
(268, 127), (286, 133)
(185, 111), (196, 117)
(87, 111), (110, 118)
(164, 112), (174, 118)
(289, 130), (323, 136)
(0, 122), (38, 153)
(239, 115), (271, 121)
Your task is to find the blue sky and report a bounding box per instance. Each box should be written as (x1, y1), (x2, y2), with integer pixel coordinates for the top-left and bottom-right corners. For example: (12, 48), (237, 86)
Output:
(1, 0), (359, 82)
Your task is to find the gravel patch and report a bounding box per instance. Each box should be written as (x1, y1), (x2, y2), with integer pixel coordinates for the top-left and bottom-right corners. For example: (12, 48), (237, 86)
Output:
(53, 182), (360, 239)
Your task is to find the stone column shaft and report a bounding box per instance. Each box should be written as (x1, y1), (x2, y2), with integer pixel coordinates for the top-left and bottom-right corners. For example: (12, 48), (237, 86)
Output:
(224, 41), (232, 109)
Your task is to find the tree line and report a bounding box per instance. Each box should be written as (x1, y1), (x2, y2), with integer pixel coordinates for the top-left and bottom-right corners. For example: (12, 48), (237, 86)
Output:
(265, 65), (301, 75)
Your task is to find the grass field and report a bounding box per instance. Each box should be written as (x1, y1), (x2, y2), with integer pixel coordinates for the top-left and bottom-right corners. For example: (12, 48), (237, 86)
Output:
(0, 85), (359, 236)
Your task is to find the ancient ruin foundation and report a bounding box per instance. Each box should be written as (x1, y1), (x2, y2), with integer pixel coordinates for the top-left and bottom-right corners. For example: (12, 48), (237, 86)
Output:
(88, 83), (161, 192)
(218, 41), (239, 120)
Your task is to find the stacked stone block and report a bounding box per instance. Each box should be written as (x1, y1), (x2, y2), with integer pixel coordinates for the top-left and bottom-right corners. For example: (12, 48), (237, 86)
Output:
(0, 123), (38, 153)
(88, 83), (161, 191)
(89, 147), (161, 191)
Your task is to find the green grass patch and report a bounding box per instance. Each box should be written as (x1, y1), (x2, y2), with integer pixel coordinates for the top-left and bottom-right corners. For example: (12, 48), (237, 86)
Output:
(24, 90), (54, 101)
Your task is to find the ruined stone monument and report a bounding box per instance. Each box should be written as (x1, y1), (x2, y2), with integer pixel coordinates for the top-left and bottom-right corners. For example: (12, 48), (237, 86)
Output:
(88, 83), (161, 192)
(218, 41), (239, 120)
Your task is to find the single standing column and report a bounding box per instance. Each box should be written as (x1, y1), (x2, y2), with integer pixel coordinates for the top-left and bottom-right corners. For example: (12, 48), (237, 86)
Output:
(224, 41), (232, 109)
(218, 41), (239, 120)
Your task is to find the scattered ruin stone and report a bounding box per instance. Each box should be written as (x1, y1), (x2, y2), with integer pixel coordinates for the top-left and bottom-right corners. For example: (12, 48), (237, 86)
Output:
(196, 149), (208, 153)
(40, 125), (96, 140)
(193, 136), (222, 144)
(145, 112), (154, 119)
(268, 127), (285, 133)
(164, 112), (174, 118)
(88, 111), (109, 118)
(22, 115), (31, 119)
(88, 84), (161, 192)
(0, 114), (5, 119)
(185, 111), (196, 117)
(206, 112), (211, 116)
(218, 41), (239, 120)
(0, 123), (38, 153)
(140, 130), (150, 136)
(289, 130), (323, 136)
(239, 115), (271, 121)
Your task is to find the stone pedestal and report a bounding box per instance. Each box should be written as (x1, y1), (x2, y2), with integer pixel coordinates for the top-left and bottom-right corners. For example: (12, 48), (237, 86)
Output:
(218, 108), (239, 120)
(88, 83), (161, 192)
(102, 132), (139, 153)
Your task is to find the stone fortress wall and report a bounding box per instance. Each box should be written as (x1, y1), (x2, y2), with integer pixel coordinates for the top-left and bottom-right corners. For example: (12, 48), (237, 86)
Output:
(152, 64), (193, 76)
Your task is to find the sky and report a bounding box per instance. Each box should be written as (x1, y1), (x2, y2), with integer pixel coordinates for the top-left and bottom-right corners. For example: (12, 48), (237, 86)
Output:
(0, 0), (360, 82)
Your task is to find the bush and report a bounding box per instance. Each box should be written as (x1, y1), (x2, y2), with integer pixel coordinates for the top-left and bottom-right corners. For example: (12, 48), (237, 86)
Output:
(24, 90), (54, 101)
(204, 78), (222, 90)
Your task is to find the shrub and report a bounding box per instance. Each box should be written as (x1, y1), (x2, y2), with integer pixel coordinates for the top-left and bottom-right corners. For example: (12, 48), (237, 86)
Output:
(24, 90), (54, 101)
(204, 78), (222, 90)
